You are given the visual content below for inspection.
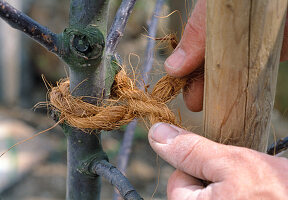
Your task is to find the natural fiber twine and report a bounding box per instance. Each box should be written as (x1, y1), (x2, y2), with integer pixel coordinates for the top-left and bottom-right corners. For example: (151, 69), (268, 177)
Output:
(49, 70), (188, 131)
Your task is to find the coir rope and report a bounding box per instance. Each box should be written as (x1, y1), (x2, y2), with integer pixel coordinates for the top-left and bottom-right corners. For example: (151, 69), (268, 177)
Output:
(49, 70), (188, 131)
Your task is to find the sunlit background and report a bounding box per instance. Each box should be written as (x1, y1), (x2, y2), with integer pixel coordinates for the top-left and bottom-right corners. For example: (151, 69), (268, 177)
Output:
(0, 0), (287, 199)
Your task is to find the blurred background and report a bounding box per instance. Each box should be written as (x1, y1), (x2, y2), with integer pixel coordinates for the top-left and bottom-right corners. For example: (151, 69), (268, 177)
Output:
(0, 0), (287, 199)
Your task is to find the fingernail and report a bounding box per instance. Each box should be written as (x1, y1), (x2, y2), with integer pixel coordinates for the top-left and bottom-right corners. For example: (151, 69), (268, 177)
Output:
(165, 48), (186, 70)
(150, 123), (179, 144)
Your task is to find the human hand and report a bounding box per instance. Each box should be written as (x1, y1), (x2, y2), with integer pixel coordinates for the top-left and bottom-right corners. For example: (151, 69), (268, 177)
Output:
(165, 0), (288, 112)
(148, 123), (288, 200)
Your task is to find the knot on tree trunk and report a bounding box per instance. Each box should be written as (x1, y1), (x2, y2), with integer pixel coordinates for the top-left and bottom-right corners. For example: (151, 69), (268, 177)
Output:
(49, 70), (189, 131)
(60, 25), (105, 69)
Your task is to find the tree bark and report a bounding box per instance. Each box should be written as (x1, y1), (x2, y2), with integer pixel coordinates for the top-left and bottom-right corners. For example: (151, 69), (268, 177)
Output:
(204, 0), (288, 151)
(62, 1), (109, 199)
(0, 0), (142, 199)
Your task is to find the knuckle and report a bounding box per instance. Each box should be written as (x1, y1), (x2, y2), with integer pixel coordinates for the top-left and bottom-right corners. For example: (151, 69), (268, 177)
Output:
(177, 136), (205, 170)
(223, 146), (255, 169)
(186, 19), (202, 36)
(186, 15), (205, 41)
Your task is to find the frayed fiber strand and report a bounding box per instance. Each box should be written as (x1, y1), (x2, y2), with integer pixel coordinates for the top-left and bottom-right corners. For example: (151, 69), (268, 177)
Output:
(49, 70), (188, 131)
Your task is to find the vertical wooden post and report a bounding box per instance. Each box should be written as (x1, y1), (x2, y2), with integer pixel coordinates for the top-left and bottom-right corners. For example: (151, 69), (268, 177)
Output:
(204, 0), (287, 152)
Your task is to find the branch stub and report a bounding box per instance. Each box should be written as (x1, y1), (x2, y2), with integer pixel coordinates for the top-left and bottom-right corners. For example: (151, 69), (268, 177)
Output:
(60, 25), (105, 70)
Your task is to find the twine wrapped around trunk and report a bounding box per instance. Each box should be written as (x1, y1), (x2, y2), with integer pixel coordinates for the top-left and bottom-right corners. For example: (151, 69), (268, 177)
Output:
(49, 70), (188, 131)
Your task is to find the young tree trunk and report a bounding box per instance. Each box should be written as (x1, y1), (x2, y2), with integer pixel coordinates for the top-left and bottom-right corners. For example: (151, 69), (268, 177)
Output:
(204, 0), (288, 151)
(0, 0), (143, 199)
(63, 1), (110, 199)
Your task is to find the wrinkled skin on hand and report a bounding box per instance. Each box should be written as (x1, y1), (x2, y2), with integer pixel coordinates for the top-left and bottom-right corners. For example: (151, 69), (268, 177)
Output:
(148, 123), (288, 200)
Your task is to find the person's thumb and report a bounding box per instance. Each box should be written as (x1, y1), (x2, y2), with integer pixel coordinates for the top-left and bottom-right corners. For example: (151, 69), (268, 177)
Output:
(165, 0), (206, 77)
(164, 0), (206, 112)
(148, 123), (231, 182)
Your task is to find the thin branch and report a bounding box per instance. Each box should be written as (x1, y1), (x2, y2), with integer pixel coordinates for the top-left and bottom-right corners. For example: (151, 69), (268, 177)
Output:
(90, 160), (143, 200)
(116, 119), (138, 173)
(114, 0), (165, 199)
(0, 0), (59, 54)
(106, 0), (137, 55)
(140, 0), (166, 87)
(267, 136), (288, 156)
(117, 0), (165, 174)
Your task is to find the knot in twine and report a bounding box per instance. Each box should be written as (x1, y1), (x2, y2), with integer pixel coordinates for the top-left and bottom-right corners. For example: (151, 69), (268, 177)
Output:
(49, 70), (188, 131)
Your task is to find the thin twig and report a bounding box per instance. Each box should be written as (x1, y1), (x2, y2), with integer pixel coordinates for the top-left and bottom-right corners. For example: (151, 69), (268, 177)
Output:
(0, 0), (59, 54)
(90, 160), (143, 200)
(117, 0), (165, 174)
(106, 0), (137, 55)
(116, 119), (138, 173)
(114, 0), (165, 199)
(267, 136), (288, 156)
(141, 1), (166, 87)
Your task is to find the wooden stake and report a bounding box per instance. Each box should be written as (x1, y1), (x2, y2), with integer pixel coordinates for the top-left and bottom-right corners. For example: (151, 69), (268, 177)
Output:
(204, 0), (287, 151)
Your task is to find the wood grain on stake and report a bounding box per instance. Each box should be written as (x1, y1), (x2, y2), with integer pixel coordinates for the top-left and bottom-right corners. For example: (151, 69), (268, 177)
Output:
(204, 0), (288, 151)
